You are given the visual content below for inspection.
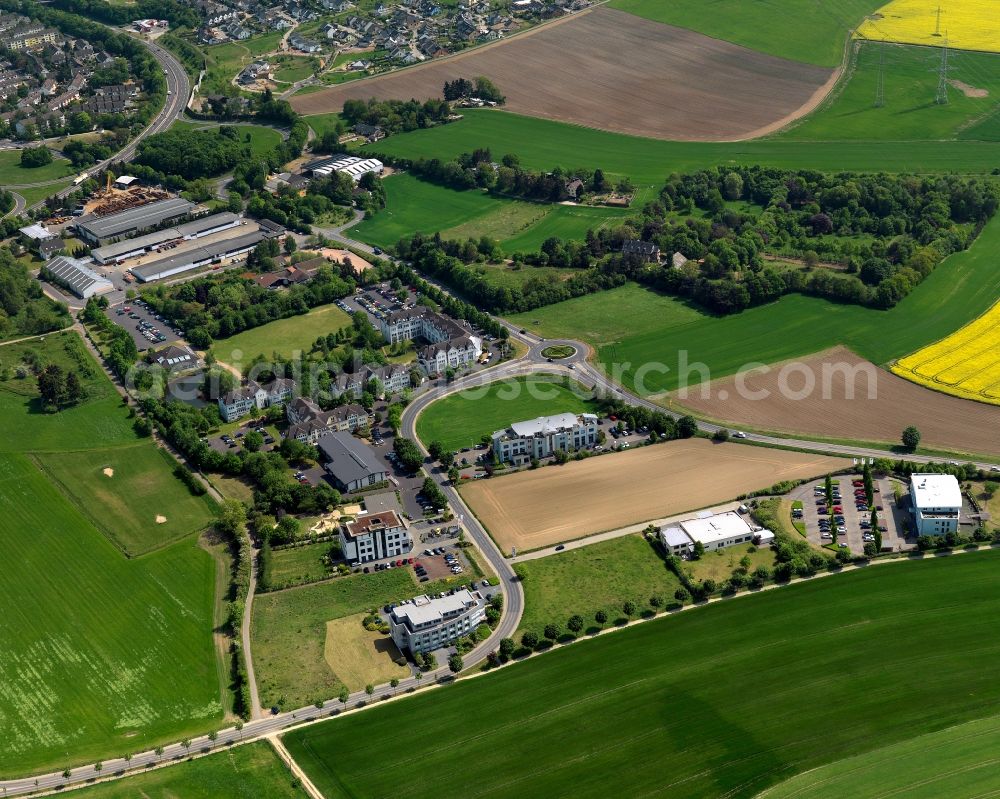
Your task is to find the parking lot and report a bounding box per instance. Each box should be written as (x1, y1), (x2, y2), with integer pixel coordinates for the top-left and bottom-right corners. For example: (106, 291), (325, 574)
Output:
(791, 474), (913, 554)
(104, 299), (181, 352)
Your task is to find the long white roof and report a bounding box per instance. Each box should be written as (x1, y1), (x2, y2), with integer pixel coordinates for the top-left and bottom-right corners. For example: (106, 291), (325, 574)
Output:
(910, 474), (962, 509)
(509, 412), (582, 437)
(680, 511), (753, 545)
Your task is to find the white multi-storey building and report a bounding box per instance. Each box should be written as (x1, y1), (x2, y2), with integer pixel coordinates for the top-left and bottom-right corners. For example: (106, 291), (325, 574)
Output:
(379, 307), (482, 374)
(389, 590), (484, 654)
(217, 378), (294, 422)
(491, 412), (599, 465)
(340, 510), (411, 563)
(285, 397), (373, 443)
(910, 473), (962, 536)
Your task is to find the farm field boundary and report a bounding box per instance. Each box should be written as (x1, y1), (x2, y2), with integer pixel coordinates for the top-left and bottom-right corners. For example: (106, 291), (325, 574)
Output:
(459, 438), (849, 553)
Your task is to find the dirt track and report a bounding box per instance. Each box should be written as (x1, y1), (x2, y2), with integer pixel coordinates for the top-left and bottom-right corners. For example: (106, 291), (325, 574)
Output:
(676, 347), (1000, 458)
(461, 439), (847, 552)
(292, 7), (833, 141)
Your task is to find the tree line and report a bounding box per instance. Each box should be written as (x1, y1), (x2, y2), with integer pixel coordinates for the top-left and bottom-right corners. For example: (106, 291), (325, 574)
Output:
(1, 248), (71, 338)
(341, 97), (452, 135)
(442, 76), (504, 104)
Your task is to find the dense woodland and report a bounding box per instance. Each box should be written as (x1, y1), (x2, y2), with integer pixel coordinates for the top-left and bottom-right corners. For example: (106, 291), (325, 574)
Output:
(395, 167), (999, 315)
(442, 77), (505, 104)
(0, 249), (71, 339)
(340, 98), (452, 136)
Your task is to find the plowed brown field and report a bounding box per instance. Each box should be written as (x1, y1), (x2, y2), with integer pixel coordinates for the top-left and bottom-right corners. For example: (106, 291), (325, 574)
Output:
(292, 7), (834, 141)
(676, 347), (1000, 457)
(461, 438), (847, 552)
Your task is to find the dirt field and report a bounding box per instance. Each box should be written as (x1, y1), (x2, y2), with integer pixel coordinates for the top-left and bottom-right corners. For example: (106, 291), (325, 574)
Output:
(676, 347), (1000, 457)
(324, 613), (409, 692)
(292, 7), (833, 141)
(461, 439), (847, 552)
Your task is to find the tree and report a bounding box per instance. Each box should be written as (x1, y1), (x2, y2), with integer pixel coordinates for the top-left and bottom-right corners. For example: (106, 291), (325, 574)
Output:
(649, 595), (663, 609)
(674, 587), (690, 605)
(207, 731), (218, 749)
(567, 614), (584, 633)
(448, 653), (464, 673)
(394, 437), (424, 472)
(243, 430), (264, 452)
(37, 363), (67, 408)
(595, 609), (607, 624)
(390, 677), (400, 694)
(154, 746), (164, 760)
(448, 465), (460, 484)
(427, 440), (444, 462)
(543, 623), (559, 640)
(181, 739), (191, 754)
(521, 630), (538, 649)
(691, 540), (705, 560)
(365, 683), (374, 697)
(984, 481), (1000, 499)
(20, 145), (52, 168)
(499, 637), (515, 658)
(622, 600), (637, 617)
(677, 415), (699, 438)
(901, 425), (921, 452)
(235, 720), (244, 739)
(338, 687), (349, 708)
(94, 761), (102, 772)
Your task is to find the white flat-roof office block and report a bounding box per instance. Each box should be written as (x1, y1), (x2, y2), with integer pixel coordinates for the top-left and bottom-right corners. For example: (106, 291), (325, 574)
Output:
(910, 473), (961, 536)
(389, 590), (484, 654)
(680, 511), (756, 552)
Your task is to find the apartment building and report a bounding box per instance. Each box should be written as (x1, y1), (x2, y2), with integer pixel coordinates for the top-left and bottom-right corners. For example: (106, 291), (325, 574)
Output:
(339, 510), (411, 563)
(217, 378), (294, 422)
(491, 412), (599, 465)
(285, 397), (373, 443)
(389, 589), (484, 654)
(379, 306), (481, 374)
(910, 473), (962, 536)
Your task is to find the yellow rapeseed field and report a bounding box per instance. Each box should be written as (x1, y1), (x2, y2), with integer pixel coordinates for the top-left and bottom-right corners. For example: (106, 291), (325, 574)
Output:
(892, 301), (1000, 405)
(858, 0), (1000, 53)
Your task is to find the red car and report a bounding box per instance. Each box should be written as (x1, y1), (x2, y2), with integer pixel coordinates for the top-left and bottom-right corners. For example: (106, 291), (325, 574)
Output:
(396, 559), (403, 567)
(832, 506), (843, 513)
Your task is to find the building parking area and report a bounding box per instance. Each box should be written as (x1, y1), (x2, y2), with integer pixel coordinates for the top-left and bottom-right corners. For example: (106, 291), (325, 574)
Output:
(104, 298), (181, 352)
(790, 473), (913, 554)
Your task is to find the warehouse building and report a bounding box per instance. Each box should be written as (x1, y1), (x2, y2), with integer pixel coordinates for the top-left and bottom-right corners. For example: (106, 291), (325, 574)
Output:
(74, 197), (195, 246)
(91, 212), (243, 264)
(130, 226), (281, 283)
(910, 473), (962, 536)
(339, 510), (411, 564)
(389, 590), (484, 654)
(316, 431), (388, 492)
(303, 155), (383, 182)
(679, 511), (758, 552)
(42, 255), (114, 299)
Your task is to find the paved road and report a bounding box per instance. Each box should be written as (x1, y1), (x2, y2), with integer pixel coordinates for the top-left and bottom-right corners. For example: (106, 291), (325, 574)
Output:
(2, 190), (25, 219)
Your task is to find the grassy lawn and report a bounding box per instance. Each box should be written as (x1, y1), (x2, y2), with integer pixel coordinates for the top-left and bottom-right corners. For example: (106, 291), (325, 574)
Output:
(34, 443), (217, 557)
(682, 542), (777, 585)
(352, 174), (504, 249)
(439, 200), (549, 243)
(0, 150), (77, 185)
(270, 541), (335, 589)
(415, 375), (600, 452)
(272, 54), (317, 83)
(608, 0), (881, 66)
(324, 612), (410, 692)
(473, 263), (581, 291)
(501, 204), (633, 253)
(595, 211), (1000, 395)
(16, 180), (75, 207)
(304, 111), (345, 138)
(508, 282), (704, 347)
(284, 549), (1000, 799)
(65, 741), (304, 799)
(0, 455), (221, 776)
(171, 121), (284, 157)
(251, 569), (461, 710)
(0, 332), (137, 452)
(364, 109), (1000, 184)
(765, 712), (1000, 798)
(785, 42), (1000, 141)
(513, 535), (683, 637)
(212, 304), (352, 363)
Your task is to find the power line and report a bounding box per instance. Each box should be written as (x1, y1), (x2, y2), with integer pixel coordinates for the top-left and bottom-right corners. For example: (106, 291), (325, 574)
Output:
(935, 34), (952, 104)
(874, 38), (886, 107)
(933, 5), (943, 37)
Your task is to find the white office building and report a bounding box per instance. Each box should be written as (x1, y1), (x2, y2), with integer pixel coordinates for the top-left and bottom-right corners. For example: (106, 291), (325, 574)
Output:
(340, 510), (411, 563)
(910, 473), (962, 536)
(660, 526), (693, 556)
(379, 307), (482, 375)
(491, 412), (599, 465)
(389, 590), (484, 654)
(680, 511), (757, 552)
(217, 378), (294, 422)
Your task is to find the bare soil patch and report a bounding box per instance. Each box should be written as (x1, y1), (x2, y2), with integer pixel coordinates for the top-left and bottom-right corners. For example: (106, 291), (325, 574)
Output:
(155, 514), (167, 524)
(292, 7), (833, 141)
(461, 438), (847, 552)
(676, 347), (1000, 457)
(102, 467), (114, 477)
(949, 79), (989, 98)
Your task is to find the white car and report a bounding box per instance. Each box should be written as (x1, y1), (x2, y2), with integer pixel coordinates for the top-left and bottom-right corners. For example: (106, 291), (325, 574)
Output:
(732, 431), (748, 439)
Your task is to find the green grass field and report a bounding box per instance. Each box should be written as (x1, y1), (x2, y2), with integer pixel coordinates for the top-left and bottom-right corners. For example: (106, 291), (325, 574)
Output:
(272, 55), (317, 83)
(513, 535), (682, 637)
(608, 0), (881, 66)
(252, 568), (459, 710)
(361, 110), (1000, 184)
(763, 713), (1000, 798)
(212, 304), (352, 363)
(785, 42), (1000, 141)
(269, 541), (335, 588)
(0, 455), (221, 776)
(352, 173), (504, 248)
(283, 550), (1000, 799)
(34, 443), (217, 556)
(500, 204), (632, 252)
(171, 120), (284, 157)
(65, 742), (304, 799)
(508, 283), (704, 346)
(0, 150), (77, 185)
(415, 375), (600, 452)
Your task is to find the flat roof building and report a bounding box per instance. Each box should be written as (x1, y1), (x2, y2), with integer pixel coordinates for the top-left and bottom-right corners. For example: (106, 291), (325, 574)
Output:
(304, 155), (383, 182)
(910, 473), (962, 536)
(389, 589), (484, 654)
(680, 511), (757, 552)
(42, 255), (114, 299)
(74, 197), (195, 245)
(660, 525), (693, 556)
(492, 411), (599, 466)
(340, 510), (411, 564)
(316, 431), (389, 493)
(91, 212), (242, 264)
(130, 227), (278, 283)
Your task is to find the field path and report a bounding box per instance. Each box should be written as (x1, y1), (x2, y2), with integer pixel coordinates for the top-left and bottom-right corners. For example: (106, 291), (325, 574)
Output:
(268, 736), (324, 799)
(243, 547), (264, 719)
